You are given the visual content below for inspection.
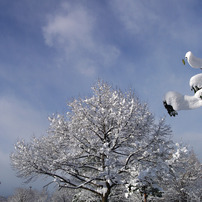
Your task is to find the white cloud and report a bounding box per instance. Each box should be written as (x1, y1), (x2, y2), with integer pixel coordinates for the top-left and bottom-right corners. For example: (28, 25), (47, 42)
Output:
(42, 3), (120, 77)
(43, 3), (94, 51)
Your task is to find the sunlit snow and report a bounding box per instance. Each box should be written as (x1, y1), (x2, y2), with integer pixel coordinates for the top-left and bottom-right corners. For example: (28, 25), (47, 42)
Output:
(164, 51), (202, 116)
(164, 91), (202, 111)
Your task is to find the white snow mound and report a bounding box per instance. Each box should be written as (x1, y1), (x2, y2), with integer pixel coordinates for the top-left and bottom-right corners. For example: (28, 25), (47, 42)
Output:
(189, 73), (202, 89)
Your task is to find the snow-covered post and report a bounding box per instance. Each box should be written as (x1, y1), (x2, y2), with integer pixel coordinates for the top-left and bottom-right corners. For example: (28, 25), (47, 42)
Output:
(164, 51), (202, 116)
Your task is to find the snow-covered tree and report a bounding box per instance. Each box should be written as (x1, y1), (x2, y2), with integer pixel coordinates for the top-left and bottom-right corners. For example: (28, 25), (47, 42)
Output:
(11, 81), (174, 202)
(127, 144), (201, 202)
(72, 189), (100, 202)
(162, 145), (202, 202)
(50, 188), (75, 202)
(0, 196), (7, 202)
(7, 188), (34, 202)
(7, 187), (48, 202)
(126, 121), (175, 201)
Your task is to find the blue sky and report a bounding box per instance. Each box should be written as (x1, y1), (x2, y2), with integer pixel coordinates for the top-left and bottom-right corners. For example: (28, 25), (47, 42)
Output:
(0, 0), (202, 197)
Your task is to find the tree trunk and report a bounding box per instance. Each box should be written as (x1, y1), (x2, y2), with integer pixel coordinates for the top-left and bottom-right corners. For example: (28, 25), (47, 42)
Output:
(102, 195), (108, 202)
(101, 190), (110, 202)
(143, 193), (148, 202)
(101, 183), (111, 202)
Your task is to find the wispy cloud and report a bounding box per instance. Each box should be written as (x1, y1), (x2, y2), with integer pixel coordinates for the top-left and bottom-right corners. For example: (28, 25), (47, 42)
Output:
(111, 0), (202, 49)
(42, 2), (120, 77)
(43, 3), (95, 50)
(110, 0), (159, 36)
